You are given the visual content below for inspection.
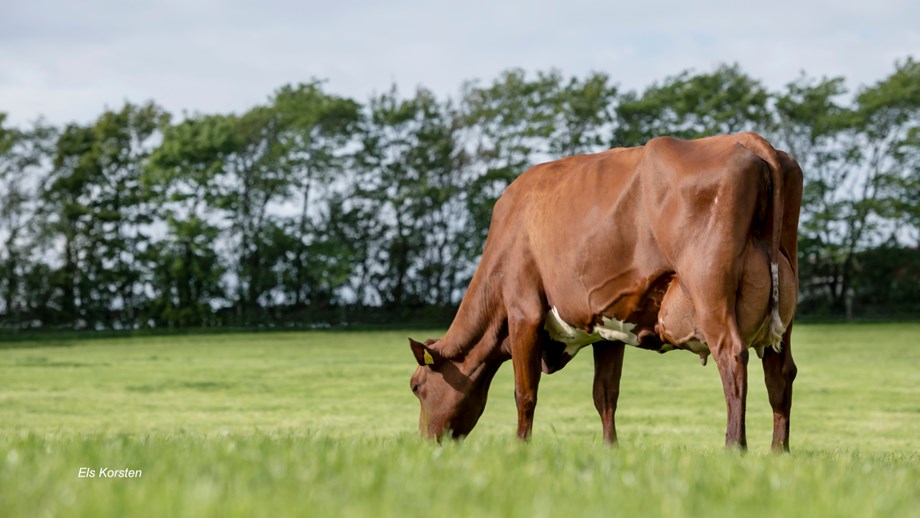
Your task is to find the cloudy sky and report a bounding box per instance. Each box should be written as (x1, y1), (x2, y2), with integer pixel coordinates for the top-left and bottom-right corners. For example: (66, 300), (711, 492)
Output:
(2, 0), (918, 126)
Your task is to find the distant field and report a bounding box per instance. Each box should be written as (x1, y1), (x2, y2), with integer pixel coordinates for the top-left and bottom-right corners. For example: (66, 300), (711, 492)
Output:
(1, 323), (919, 517)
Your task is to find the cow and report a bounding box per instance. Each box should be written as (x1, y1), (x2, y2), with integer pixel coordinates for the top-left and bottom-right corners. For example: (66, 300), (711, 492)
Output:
(408, 132), (802, 450)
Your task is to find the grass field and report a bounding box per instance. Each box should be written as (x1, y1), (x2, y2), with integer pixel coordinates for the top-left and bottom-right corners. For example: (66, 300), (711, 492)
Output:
(1, 323), (919, 517)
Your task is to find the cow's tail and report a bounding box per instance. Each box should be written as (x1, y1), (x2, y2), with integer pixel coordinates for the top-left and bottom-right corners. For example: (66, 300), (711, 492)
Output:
(739, 133), (786, 353)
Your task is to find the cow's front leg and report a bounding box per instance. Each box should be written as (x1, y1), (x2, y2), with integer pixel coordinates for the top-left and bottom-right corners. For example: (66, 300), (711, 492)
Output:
(509, 311), (544, 440)
(593, 342), (625, 444)
(762, 323), (797, 452)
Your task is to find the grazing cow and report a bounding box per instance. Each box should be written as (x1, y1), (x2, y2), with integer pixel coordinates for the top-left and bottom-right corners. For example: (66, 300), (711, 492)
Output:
(409, 132), (802, 450)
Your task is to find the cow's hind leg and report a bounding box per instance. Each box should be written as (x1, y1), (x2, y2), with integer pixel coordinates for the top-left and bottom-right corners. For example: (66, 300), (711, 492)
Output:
(694, 307), (750, 449)
(679, 260), (750, 448)
(593, 341), (625, 444)
(713, 334), (749, 449)
(762, 323), (797, 452)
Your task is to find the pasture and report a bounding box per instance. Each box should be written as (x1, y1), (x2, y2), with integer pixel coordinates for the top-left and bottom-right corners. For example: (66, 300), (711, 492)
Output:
(1, 323), (919, 517)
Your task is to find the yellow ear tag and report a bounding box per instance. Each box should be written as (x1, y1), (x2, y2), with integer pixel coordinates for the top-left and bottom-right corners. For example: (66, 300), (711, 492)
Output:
(423, 350), (434, 365)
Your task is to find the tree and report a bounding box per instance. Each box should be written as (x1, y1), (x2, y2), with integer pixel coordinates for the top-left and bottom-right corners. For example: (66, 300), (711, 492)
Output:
(0, 116), (55, 328)
(38, 102), (168, 329)
(548, 72), (618, 156)
(354, 87), (468, 308)
(269, 82), (360, 309)
(774, 60), (920, 314)
(145, 113), (236, 326)
(843, 58), (920, 313)
(613, 64), (771, 146)
(851, 58), (920, 246)
(772, 73), (854, 312)
(322, 191), (383, 310)
(2, 62), (918, 327)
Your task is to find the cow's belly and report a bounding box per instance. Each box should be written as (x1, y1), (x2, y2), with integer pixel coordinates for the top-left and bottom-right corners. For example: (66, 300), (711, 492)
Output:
(540, 244), (796, 373)
(539, 260), (674, 374)
(541, 304), (706, 373)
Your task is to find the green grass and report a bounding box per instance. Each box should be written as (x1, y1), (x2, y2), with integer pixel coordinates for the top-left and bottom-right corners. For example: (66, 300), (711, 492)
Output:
(1, 324), (919, 517)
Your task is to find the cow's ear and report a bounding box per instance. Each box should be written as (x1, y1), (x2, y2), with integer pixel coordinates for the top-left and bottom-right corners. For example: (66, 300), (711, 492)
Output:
(409, 338), (439, 367)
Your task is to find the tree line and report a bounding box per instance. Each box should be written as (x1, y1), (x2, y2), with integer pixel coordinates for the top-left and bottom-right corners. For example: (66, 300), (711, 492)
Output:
(1, 60), (917, 331)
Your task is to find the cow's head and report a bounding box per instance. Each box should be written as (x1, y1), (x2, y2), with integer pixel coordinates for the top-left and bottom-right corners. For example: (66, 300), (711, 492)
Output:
(409, 337), (491, 440)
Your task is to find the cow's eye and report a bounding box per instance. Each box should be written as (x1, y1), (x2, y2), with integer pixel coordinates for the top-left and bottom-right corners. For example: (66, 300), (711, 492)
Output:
(411, 383), (420, 394)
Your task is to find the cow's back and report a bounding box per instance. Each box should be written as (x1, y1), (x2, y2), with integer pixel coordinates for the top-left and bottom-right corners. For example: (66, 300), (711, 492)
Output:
(485, 135), (773, 331)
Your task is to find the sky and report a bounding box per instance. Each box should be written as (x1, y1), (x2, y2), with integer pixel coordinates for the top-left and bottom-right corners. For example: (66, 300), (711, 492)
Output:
(1, 0), (918, 126)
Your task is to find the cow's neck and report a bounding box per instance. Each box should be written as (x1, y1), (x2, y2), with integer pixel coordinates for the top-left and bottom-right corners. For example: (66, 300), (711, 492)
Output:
(437, 268), (509, 372)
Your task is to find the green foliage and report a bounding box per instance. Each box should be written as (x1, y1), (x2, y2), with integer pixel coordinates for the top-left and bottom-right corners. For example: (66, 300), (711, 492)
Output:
(850, 243), (920, 313)
(144, 83), (362, 323)
(354, 86), (468, 307)
(550, 72), (618, 156)
(773, 59), (920, 314)
(852, 58), (920, 231)
(34, 102), (169, 328)
(270, 82), (360, 308)
(0, 117), (56, 326)
(614, 64), (770, 146)
(0, 61), (918, 328)
(145, 114), (236, 326)
(1, 324), (919, 515)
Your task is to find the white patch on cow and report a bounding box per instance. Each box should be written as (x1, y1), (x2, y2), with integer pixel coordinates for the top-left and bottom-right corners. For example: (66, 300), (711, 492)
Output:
(564, 342), (588, 357)
(771, 262), (779, 302)
(544, 307), (639, 358)
(595, 316), (639, 345)
(768, 261), (785, 353)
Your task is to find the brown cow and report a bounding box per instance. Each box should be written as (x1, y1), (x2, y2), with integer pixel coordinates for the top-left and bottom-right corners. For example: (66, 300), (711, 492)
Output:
(409, 132), (802, 450)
